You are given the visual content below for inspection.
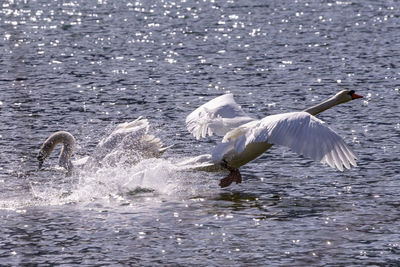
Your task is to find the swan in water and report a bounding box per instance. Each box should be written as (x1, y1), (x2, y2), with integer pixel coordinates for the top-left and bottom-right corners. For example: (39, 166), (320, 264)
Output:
(185, 90), (363, 187)
(38, 131), (75, 172)
(37, 117), (171, 174)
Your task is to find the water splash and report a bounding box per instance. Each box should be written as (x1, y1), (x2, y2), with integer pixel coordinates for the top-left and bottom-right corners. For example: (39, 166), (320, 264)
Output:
(74, 158), (188, 200)
(0, 155), (219, 211)
(1, 116), (221, 210)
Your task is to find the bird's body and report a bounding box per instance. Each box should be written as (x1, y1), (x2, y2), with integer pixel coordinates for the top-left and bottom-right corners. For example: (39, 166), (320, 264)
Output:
(185, 90), (363, 187)
(37, 117), (171, 173)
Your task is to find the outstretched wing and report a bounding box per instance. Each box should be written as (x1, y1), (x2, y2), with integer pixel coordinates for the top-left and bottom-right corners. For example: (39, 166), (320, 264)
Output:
(93, 117), (170, 161)
(97, 117), (149, 151)
(186, 94), (254, 140)
(227, 111), (357, 171)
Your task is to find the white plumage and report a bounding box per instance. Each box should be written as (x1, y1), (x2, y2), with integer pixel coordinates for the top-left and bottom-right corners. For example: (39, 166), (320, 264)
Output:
(38, 117), (171, 171)
(186, 91), (362, 177)
(186, 94), (254, 140)
(94, 117), (169, 161)
(211, 111), (356, 171)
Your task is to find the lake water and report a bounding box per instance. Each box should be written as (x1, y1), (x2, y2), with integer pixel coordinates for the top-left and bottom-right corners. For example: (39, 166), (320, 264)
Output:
(1, 0), (399, 265)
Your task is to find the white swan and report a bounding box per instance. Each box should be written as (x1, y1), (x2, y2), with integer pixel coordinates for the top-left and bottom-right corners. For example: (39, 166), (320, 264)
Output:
(37, 117), (170, 173)
(186, 90), (363, 187)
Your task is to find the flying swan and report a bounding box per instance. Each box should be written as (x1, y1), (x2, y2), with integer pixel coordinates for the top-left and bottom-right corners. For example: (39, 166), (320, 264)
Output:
(37, 117), (171, 174)
(185, 90), (363, 187)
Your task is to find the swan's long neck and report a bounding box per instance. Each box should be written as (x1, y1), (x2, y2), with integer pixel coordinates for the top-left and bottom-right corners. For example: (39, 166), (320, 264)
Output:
(303, 95), (343, 116)
(38, 131), (76, 171)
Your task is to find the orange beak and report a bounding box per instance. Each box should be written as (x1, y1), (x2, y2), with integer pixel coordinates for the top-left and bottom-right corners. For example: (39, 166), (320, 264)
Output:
(351, 92), (363, 99)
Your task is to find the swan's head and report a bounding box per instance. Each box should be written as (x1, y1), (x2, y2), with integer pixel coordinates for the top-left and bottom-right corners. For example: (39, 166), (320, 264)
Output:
(37, 150), (48, 170)
(37, 140), (54, 169)
(335, 90), (363, 103)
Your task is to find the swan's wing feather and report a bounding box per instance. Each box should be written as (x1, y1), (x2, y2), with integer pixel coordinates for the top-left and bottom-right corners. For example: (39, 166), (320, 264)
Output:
(186, 94), (254, 139)
(94, 118), (171, 162)
(97, 117), (149, 150)
(237, 112), (357, 171)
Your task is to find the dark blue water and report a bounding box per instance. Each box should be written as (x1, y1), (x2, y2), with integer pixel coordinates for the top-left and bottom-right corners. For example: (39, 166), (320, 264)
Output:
(1, 0), (399, 265)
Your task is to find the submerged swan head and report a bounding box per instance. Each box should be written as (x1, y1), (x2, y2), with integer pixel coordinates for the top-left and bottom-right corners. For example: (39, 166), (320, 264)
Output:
(37, 131), (75, 172)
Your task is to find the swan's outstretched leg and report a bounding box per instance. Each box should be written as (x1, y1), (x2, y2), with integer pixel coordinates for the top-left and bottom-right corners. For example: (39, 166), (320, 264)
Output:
(219, 161), (242, 188)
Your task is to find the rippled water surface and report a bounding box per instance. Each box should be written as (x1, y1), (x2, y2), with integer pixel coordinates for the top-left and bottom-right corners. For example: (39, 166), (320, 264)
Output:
(1, 0), (400, 265)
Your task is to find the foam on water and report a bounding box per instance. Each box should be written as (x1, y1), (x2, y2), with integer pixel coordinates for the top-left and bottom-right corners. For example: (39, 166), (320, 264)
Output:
(0, 115), (221, 210)
(0, 155), (219, 211)
(73, 158), (190, 200)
